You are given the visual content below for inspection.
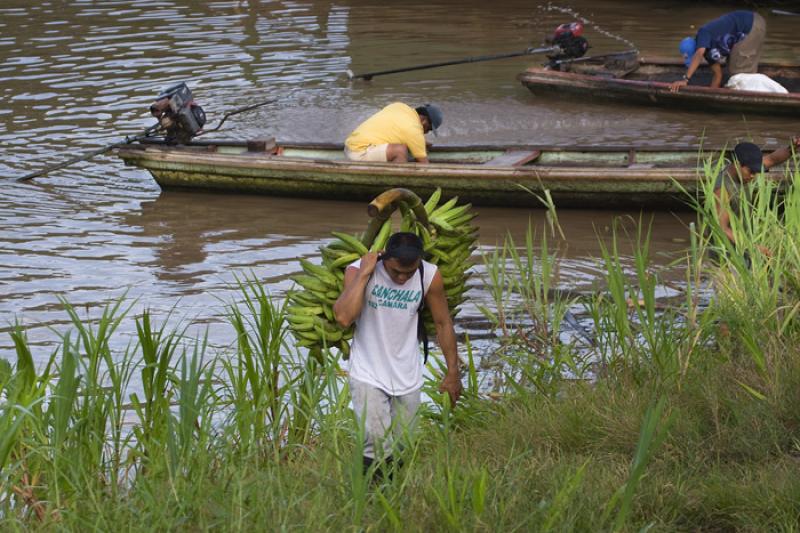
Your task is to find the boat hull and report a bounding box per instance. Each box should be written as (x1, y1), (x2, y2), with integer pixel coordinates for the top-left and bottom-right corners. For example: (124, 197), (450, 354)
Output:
(116, 141), (719, 209)
(518, 58), (800, 116)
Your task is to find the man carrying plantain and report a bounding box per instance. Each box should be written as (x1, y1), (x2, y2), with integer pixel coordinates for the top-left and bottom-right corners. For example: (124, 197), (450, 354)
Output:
(344, 103), (443, 163)
(333, 232), (462, 479)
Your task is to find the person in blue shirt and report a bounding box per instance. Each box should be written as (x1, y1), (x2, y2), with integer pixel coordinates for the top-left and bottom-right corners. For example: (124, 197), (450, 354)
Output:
(669, 11), (766, 92)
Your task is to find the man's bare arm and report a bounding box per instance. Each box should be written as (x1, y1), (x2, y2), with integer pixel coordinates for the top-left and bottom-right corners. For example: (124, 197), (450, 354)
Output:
(333, 252), (378, 327)
(764, 136), (800, 170)
(715, 185), (736, 245)
(425, 271), (462, 405)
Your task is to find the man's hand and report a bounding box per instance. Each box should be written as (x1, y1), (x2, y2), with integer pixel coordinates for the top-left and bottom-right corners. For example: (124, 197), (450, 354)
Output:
(669, 79), (688, 93)
(358, 251), (380, 277)
(333, 251), (379, 328)
(439, 371), (462, 406)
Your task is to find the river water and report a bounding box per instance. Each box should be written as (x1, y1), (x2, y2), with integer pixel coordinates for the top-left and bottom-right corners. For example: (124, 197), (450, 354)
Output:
(1, 1), (797, 360)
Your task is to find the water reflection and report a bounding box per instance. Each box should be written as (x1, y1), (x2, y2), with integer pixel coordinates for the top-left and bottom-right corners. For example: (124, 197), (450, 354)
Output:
(0, 0), (796, 359)
(124, 191), (375, 283)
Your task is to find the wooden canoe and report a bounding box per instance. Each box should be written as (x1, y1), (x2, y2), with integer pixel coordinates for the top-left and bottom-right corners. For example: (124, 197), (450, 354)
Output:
(116, 138), (756, 209)
(518, 54), (800, 116)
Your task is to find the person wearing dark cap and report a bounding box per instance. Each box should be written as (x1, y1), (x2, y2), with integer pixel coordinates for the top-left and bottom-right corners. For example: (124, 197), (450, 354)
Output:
(669, 10), (766, 92)
(715, 138), (800, 255)
(333, 232), (461, 478)
(344, 102), (443, 163)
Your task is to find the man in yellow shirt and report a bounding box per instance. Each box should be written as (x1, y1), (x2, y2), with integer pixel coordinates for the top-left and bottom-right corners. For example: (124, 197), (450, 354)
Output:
(345, 103), (443, 164)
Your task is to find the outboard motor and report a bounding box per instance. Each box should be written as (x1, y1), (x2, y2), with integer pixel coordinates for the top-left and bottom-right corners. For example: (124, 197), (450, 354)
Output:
(547, 22), (589, 65)
(149, 82), (206, 145)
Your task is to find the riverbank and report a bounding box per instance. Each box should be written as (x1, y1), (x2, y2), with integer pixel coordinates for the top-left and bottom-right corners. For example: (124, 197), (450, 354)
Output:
(2, 164), (800, 530)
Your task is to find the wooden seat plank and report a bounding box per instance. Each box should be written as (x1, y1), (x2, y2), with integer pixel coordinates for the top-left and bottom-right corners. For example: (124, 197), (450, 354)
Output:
(483, 149), (541, 167)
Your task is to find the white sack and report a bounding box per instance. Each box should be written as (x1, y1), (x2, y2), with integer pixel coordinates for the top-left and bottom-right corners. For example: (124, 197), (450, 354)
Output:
(726, 73), (789, 94)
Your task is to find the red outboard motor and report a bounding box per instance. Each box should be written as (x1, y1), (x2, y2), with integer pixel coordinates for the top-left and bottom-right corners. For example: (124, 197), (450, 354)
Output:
(149, 82), (206, 145)
(547, 22), (589, 65)
(554, 21), (584, 40)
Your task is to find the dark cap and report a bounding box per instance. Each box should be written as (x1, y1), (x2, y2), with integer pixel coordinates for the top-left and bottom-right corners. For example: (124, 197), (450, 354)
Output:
(382, 232), (424, 265)
(733, 142), (766, 173)
(415, 104), (443, 131)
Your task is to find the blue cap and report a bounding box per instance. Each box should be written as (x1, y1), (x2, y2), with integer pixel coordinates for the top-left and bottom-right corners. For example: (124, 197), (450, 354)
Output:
(679, 37), (696, 67)
(417, 104), (443, 132)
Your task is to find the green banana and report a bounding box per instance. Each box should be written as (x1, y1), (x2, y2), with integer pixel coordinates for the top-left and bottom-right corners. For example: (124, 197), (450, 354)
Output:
(291, 274), (331, 293)
(287, 313), (316, 325)
(331, 231), (369, 255)
(314, 325), (343, 343)
(446, 212), (477, 227)
(288, 292), (318, 307)
(310, 290), (337, 305)
(429, 216), (455, 233)
(330, 252), (361, 269)
(286, 305), (324, 316)
(439, 203), (473, 222)
(297, 330), (321, 342)
(339, 339), (351, 359)
(295, 338), (318, 348)
(424, 187), (442, 213)
(428, 248), (453, 263)
(299, 258), (338, 286)
(289, 320), (315, 332)
(370, 219), (393, 252)
(322, 246), (355, 261)
(429, 196), (459, 219)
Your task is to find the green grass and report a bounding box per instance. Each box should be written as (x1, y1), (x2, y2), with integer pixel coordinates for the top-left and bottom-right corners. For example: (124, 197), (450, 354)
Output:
(2, 162), (800, 530)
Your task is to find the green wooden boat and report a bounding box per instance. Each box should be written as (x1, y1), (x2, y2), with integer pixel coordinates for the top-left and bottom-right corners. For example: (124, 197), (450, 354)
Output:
(116, 138), (745, 209)
(519, 55), (800, 116)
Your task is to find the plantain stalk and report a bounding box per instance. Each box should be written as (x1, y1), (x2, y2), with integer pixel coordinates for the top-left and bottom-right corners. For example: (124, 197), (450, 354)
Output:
(363, 188), (430, 246)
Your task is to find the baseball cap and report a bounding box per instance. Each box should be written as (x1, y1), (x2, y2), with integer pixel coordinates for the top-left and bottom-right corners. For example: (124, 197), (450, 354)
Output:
(382, 232), (424, 265)
(733, 142), (766, 173)
(416, 104), (443, 133)
(679, 37), (696, 67)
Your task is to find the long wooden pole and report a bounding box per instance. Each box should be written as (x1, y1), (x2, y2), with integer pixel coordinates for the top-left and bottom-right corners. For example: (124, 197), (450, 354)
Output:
(347, 46), (560, 81)
(15, 130), (158, 183)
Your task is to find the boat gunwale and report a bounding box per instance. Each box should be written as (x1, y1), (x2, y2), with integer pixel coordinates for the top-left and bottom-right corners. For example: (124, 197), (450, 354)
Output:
(116, 144), (702, 184)
(135, 138), (734, 154)
(636, 56), (800, 71)
(518, 67), (800, 101)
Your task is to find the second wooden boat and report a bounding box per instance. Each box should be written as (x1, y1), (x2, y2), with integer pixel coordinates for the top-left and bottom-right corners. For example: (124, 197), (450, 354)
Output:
(518, 54), (800, 116)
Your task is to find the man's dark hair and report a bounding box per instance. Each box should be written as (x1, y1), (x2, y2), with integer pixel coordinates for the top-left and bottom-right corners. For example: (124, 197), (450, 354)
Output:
(414, 104), (443, 131)
(382, 232), (424, 266)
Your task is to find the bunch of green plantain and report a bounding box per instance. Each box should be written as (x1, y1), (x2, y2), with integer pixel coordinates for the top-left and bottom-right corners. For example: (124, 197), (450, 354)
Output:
(286, 188), (477, 361)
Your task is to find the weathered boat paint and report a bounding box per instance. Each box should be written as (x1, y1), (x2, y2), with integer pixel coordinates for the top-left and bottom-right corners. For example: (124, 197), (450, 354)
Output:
(116, 140), (743, 209)
(518, 57), (800, 116)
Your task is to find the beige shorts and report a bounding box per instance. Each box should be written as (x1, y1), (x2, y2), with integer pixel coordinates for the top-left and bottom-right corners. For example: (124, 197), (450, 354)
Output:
(344, 144), (389, 162)
(729, 13), (766, 74)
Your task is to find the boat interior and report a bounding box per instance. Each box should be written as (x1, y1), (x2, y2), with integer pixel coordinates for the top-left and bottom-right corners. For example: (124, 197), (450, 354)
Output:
(140, 138), (726, 169)
(562, 52), (800, 92)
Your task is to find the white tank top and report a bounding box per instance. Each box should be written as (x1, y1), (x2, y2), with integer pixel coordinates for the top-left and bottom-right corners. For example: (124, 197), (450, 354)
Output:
(348, 258), (437, 395)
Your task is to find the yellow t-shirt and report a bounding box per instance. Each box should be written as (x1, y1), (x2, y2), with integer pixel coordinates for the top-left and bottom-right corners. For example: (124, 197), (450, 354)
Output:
(345, 102), (426, 159)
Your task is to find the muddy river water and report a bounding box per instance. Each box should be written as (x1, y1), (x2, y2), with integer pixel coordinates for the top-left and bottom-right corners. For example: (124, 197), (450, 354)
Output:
(1, 1), (797, 360)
